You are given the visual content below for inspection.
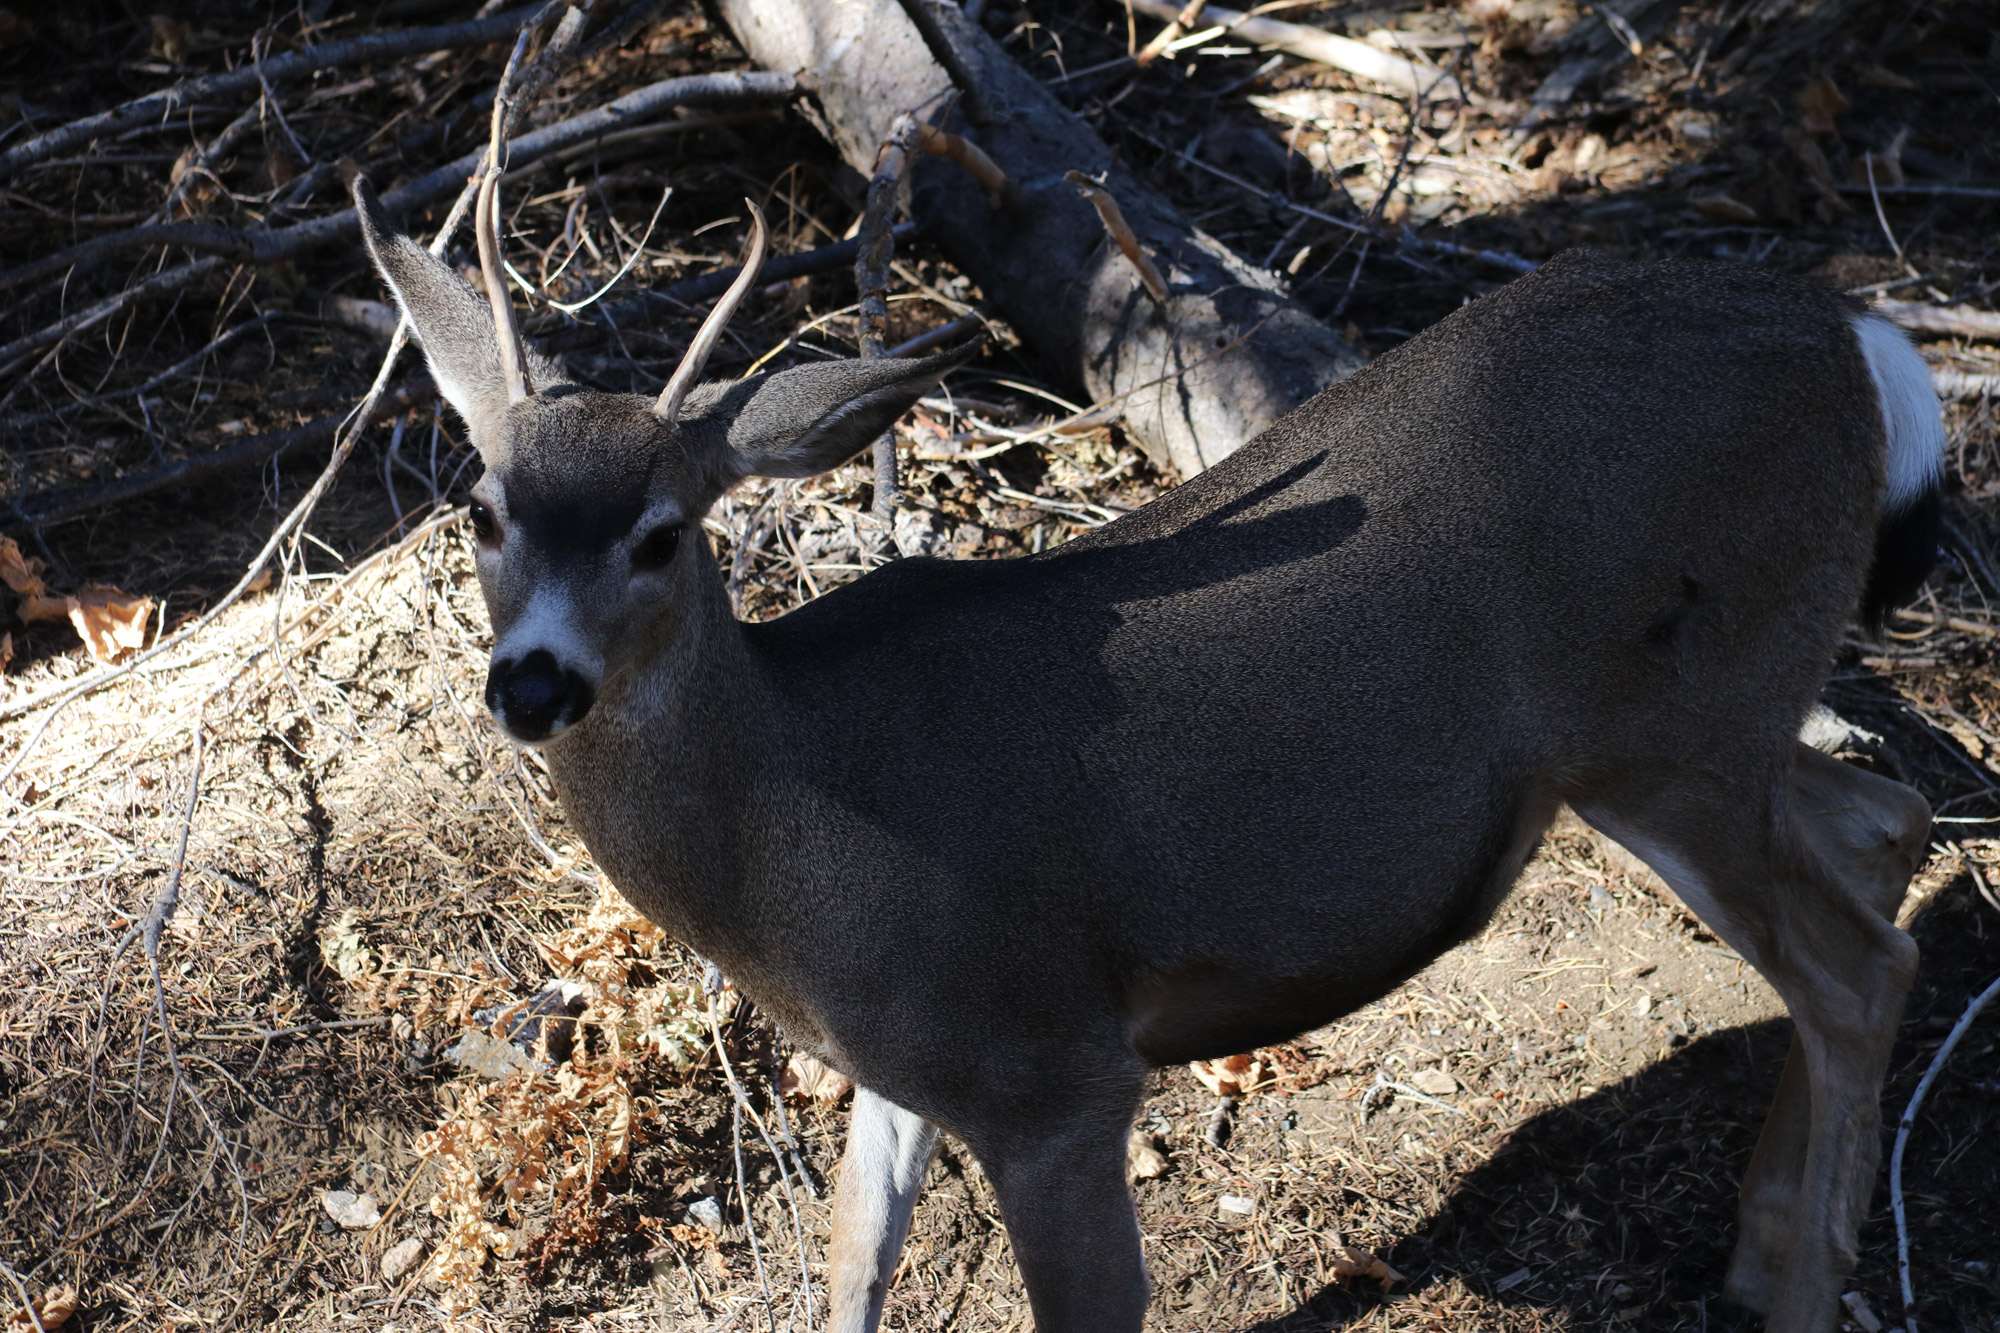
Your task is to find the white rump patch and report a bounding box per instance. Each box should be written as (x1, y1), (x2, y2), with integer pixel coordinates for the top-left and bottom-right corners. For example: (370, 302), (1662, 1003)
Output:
(1850, 314), (1946, 513)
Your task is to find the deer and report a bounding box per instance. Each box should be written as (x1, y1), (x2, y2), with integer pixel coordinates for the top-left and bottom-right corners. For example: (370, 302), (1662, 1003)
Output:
(352, 139), (1945, 1331)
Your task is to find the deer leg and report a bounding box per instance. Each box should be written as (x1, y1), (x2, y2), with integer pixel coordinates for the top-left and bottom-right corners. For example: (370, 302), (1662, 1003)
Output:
(828, 1086), (941, 1333)
(1723, 745), (1930, 1314)
(1579, 748), (1928, 1332)
(976, 1110), (1150, 1333)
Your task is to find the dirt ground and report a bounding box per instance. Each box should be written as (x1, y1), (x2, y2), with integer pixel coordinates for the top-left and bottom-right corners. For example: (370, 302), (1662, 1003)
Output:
(2, 0), (1998, 1330)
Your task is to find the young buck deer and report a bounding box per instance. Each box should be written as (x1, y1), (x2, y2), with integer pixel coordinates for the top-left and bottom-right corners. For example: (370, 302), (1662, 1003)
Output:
(355, 163), (1944, 1332)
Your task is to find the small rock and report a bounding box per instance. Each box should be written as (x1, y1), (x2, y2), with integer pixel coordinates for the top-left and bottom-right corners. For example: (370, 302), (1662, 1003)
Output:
(1216, 1194), (1256, 1225)
(1840, 1291), (1883, 1333)
(441, 1029), (540, 1080)
(321, 1189), (381, 1229)
(380, 1236), (425, 1282)
(1633, 993), (1653, 1017)
(686, 1196), (725, 1234)
(1411, 1068), (1457, 1097)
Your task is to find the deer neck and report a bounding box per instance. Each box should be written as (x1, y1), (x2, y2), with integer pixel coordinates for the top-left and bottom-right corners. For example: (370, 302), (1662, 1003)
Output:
(535, 535), (779, 947)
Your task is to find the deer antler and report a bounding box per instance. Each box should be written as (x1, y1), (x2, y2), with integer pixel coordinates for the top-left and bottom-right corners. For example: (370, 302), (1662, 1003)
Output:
(655, 200), (769, 422)
(478, 32), (534, 405)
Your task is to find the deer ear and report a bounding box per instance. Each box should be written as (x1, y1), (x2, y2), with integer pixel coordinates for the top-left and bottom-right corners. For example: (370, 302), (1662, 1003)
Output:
(352, 176), (567, 452)
(686, 339), (982, 484)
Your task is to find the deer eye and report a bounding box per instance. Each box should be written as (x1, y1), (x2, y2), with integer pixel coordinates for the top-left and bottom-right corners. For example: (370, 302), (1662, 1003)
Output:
(631, 523), (682, 573)
(468, 501), (499, 545)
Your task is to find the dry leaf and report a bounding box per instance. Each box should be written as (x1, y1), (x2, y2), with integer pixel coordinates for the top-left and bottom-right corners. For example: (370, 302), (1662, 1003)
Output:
(1689, 191), (1760, 224)
(1784, 126), (1853, 222)
(1190, 1052), (1266, 1098)
(1126, 1129), (1168, 1182)
(1796, 75), (1848, 135)
(6, 1284), (79, 1332)
(1411, 1068), (1458, 1096)
(0, 536), (45, 597)
(1331, 1245), (1406, 1291)
(322, 1189), (382, 1229)
(149, 14), (190, 61)
(780, 1051), (853, 1105)
(1856, 64), (1917, 91)
(67, 585), (153, 663)
(17, 594), (70, 624)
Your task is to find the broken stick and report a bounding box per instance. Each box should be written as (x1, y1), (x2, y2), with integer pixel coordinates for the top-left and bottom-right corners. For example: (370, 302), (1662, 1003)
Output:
(1065, 171), (1169, 304)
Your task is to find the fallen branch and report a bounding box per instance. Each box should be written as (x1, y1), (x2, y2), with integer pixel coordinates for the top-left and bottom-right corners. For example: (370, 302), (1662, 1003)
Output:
(1150, 127), (1538, 275)
(0, 309), (287, 433)
(1125, 0), (1479, 105)
(0, 6), (543, 182)
(0, 72), (800, 296)
(0, 137), (499, 733)
(721, 0), (1364, 476)
(0, 258), (224, 386)
(1874, 299), (2000, 342)
(1933, 370), (2000, 400)
(8, 379), (430, 530)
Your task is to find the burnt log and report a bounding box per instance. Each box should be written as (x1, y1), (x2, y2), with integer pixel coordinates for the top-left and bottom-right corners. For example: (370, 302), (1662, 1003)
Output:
(717, 0), (1365, 477)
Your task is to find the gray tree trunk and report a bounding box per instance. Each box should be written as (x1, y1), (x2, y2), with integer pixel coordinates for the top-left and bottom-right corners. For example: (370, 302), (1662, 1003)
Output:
(717, 0), (1365, 478)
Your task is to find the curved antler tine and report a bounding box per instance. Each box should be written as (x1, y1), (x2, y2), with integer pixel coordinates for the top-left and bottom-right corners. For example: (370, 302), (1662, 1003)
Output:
(477, 35), (533, 405)
(655, 200), (770, 422)
(476, 166), (534, 405)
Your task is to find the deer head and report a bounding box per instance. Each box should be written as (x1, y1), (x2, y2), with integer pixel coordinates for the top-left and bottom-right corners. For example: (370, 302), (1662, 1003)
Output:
(352, 177), (976, 743)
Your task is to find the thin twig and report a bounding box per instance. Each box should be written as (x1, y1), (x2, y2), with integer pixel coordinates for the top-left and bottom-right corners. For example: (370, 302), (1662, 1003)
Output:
(1, 72), (798, 298)
(1866, 152), (1919, 277)
(0, 1259), (49, 1333)
(139, 728), (254, 1262)
(0, 310), (286, 433)
(704, 972), (780, 1333)
(1065, 170), (1170, 302)
(857, 114), (923, 527)
(1892, 971), (2000, 1333)
(915, 120), (1008, 203)
(1135, 0), (1210, 66)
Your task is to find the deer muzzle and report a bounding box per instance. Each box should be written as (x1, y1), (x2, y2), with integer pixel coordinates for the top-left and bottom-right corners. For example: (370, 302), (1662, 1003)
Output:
(486, 648), (596, 742)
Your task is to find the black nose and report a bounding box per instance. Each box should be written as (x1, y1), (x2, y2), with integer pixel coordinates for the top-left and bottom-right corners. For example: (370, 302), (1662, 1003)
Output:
(485, 649), (595, 741)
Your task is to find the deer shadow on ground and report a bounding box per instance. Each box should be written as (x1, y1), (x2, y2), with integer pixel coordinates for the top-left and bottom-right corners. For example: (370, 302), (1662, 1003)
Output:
(1240, 872), (2000, 1333)
(1247, 1017), (1789, 1333)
